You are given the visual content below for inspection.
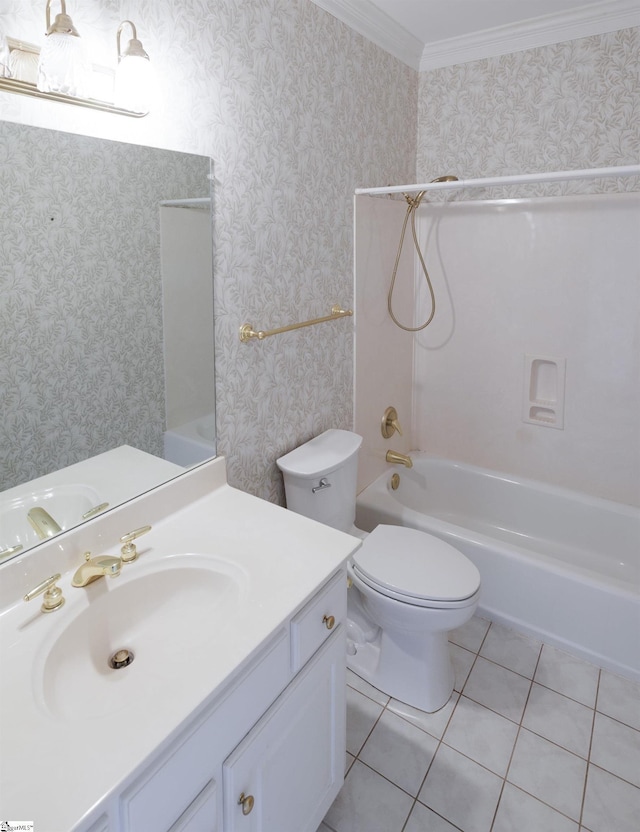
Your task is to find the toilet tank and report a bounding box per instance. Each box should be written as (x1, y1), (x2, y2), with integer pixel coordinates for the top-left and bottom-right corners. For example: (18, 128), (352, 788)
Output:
(276, 429), (362, 532)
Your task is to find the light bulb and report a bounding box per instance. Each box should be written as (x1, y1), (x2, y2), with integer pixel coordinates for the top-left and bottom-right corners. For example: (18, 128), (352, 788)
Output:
(115, 21), (155, 113)
(37, 1), (90, 98)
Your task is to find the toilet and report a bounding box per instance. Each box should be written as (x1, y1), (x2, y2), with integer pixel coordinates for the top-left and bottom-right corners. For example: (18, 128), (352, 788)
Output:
(277, 429), (480, 712)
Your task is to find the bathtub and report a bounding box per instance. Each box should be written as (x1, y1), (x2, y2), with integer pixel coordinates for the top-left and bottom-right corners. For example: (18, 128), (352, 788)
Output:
(355, 456), (640, 680)
(163, 414), (217, 467)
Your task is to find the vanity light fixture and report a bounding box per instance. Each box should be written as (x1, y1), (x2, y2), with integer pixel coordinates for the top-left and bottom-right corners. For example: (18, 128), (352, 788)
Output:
(0, 7), (151, 116)
(37, 0), (90, 98)
(114, 20), (154, 114)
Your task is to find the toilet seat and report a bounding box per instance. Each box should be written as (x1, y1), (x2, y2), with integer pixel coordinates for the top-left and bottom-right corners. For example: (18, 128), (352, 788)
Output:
(351, 524), (480, 608)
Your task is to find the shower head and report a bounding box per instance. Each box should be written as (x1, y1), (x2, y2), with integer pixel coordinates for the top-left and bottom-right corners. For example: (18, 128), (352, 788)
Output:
(431, 175), (459, 183)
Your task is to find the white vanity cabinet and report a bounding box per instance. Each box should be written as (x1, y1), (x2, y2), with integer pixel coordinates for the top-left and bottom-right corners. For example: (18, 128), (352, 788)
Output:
(223, 632), (345, 832)
(95, 569), (347, 832)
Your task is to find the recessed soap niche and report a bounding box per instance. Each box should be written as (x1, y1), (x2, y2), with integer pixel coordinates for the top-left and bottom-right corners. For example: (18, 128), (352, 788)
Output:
(522, 355), (566, 429)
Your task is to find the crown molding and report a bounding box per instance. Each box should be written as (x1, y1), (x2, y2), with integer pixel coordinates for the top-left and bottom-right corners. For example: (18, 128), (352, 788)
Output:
(420, 0), (640, 71)
(310, 0), (423, 69)
(310, 1), (640, 72)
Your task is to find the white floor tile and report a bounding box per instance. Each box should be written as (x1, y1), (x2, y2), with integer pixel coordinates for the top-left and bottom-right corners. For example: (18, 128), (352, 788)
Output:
(330, 628), (639, 832)
(387, 691), (458, 740)
(480, 622), (542, 679)
(463, 656), (532, 722)
(596, 670), (640, 731)
(404, 801), (462, 832)
(359, 708), (438, 796)
(323, 760), (413, 832)
(522, 683), (593, 758)
(443, 694), (519, 776)
(493, 783), (579, 832)
(534, 645), (599, 707)
(419, 743), (503, 832)
(507, 728), (587, 820)
(582, 765), (640, 832)
(590, 712), (640, 787)
(449, 614), (490, 653)
(346, 686), (384, 756)
(347, 668), (390, 706)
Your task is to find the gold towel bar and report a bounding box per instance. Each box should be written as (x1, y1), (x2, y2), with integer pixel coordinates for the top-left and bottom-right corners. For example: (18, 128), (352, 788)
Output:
(239, 305), (353, 342)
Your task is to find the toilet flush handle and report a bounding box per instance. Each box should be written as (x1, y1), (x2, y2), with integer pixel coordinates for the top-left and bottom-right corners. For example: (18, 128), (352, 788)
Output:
(312, 477), (331, 494)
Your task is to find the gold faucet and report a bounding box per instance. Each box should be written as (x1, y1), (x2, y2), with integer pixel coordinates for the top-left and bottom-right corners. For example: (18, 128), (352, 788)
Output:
(386, 450), (413, 469)
(27, 506), (62, 540)
(72, 551), (122, 587)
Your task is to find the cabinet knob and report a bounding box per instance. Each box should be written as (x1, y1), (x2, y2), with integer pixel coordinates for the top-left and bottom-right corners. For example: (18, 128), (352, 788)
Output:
(238, 792), (255, 815)
(323, 614), (335, 630)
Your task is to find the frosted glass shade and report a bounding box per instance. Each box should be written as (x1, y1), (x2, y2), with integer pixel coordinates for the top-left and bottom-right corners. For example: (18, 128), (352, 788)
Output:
(37, 31), (90, 97)
(0, 34), (10, 78)
(114, 54), (154, 113)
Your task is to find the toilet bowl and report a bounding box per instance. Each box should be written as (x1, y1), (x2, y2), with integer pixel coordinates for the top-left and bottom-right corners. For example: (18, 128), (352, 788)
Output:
(277, 429), (480, 712)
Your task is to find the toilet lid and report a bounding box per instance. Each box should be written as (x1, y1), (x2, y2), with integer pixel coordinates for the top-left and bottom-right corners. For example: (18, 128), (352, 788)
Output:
(352, 524), (480, 602)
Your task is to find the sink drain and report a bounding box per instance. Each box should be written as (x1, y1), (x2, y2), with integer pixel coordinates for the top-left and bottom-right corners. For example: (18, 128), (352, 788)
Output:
(109, 648), (134, 669)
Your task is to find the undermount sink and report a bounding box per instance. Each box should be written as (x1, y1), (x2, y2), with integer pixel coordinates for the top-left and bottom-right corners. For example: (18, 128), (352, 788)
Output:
(33, 554), (248, 722)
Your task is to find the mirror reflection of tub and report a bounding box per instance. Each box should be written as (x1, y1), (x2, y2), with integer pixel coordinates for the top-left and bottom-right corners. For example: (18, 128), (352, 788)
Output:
(164, 414), (217, 467)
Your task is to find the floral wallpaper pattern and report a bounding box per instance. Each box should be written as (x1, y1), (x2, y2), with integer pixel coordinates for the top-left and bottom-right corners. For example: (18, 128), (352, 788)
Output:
(417, 27), (640, 198)
(0, 121), (208, 489)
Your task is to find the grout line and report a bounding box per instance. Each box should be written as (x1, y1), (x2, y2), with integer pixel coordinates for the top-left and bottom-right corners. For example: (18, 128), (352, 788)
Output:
(578, 668), (600, 829)
(489, 640), (543, 830)
(400, 631), (484, 830)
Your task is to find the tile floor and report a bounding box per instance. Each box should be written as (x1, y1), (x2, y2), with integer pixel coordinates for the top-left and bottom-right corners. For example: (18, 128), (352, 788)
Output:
(317, 616), (640, 832)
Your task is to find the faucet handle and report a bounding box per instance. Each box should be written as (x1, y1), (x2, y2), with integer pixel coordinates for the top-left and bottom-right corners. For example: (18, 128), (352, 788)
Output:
(120, 525), (152, 563)
(381, 406), (403, 439)
(24, 573), (65, 613)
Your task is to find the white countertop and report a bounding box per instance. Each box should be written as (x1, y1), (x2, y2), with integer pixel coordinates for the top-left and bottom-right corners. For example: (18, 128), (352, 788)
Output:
(0, 457), (359, 830)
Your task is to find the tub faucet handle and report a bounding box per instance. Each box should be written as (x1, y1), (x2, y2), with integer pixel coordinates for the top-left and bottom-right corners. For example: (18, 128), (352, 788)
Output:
(381, 407), (403, 439)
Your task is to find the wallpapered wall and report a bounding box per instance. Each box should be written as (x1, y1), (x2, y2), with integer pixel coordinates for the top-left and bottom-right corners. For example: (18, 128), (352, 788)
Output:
(0, 0), (418, 503)
(417, 27), (639, 193)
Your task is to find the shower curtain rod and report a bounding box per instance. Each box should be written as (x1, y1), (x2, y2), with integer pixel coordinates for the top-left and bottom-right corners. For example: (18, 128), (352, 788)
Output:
(355, 164), (640, 196)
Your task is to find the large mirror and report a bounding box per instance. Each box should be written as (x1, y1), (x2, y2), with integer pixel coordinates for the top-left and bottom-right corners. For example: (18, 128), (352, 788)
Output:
(0, 121), (215, 562)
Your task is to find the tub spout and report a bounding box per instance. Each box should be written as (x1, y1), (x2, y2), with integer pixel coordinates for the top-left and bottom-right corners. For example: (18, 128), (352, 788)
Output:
(386, 450), (413, 469)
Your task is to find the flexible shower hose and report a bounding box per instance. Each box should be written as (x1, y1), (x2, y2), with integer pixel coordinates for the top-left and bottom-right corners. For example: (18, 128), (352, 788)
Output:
(387, 190), (436, 332)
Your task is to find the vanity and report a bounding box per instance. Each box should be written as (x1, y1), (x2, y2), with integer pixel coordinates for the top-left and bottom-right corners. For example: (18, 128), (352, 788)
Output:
(0, 456), (359, 831)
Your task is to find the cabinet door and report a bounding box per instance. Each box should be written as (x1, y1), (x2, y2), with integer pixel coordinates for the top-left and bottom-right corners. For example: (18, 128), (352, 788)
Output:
(223, 629), (346, 832)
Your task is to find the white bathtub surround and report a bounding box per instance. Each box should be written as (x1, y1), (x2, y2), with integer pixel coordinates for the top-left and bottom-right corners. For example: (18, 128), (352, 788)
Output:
(354, 195), (414, 493)
(411, 191), (640, 507)
(320, 616), (640, 832)
(356, 456), (640, 680)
